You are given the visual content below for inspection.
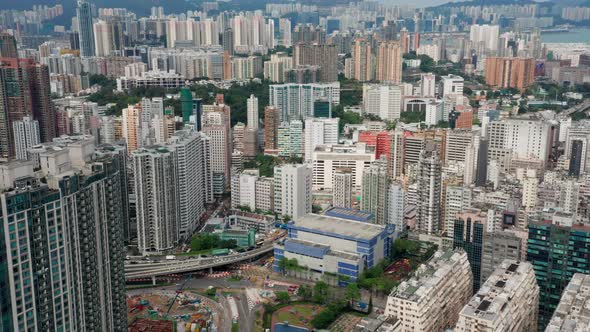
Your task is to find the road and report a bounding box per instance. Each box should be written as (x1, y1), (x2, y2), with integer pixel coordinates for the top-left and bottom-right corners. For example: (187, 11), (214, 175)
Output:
(125, 244), (275, 279)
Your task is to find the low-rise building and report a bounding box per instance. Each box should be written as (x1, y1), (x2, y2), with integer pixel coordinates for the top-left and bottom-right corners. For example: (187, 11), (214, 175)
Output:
(228, 210), (276, 234)
(273, 214), (391, 285)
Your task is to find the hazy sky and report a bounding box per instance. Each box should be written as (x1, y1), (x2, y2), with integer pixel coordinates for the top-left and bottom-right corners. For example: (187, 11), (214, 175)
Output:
(378, 0), (458, 8)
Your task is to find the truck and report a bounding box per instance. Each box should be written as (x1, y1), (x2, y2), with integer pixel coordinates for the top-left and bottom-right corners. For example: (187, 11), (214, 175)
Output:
(165, 255), (176, 260)
(211, 248), (229, 256)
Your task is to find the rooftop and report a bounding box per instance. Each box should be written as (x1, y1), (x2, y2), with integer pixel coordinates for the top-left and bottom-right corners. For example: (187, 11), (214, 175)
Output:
(459, 260), (535, 323)
(291, 213), (385, 241)
(546, 273), (590, 332)
(391, 249), (467, 302)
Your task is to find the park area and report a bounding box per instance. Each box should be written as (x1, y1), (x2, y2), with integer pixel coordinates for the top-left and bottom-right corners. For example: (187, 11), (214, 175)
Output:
(271, 303), (322, 331)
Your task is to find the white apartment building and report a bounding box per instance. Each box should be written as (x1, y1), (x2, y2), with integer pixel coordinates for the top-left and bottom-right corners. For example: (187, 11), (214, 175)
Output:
(133, 146), (179, 255)
(247, 94), (259, 129)
(456, 260), (539, 332)
(446, 129), (476, 164)
(388, 182), (405, 237)
(469, 24), (500, 52)
(385, 250), (473, 332)
(269, 83), (340, 121)
(444, 185), (472, 237)
(263, 52), (293, 83)
(304, 117), (339, 161)
(362, 84), (402, 121)
(546, 273), (590, 332)
(425, 100), (444, 126)
(12, 116), (40, 161)
(333, 169), (353, 209)
(274, 164), (312, 220)
(169, 130), (212, 238)
(420, 73), (436, 98)
(311, 144), (376, 192)
(487, 118), (554, 165)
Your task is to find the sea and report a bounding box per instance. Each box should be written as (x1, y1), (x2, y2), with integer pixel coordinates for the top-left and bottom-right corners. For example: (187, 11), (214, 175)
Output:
(541, 28), (590, 44)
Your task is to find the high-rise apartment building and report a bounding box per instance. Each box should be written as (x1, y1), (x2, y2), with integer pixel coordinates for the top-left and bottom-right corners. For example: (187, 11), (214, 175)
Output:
(0, 154), (127, 331)
(361, 159), (390, 225)
(362, 84), (402, 121)
(444, 185), (472, 237)
(263, 52), (293, 83)
(202, 104), (232, 195)
(333, 169), (353, 209)
(388, 182), (405, 236)
(376, 41), (402, 84)
(484, 57), (535, 91)
(12, 116), (40, 160)
(269, 82), (340, 121)
(76, 0), (96, 57)
(293, 43), (338, 82)
(0, 33), (17, 58)
(469, 24), (499, 53)
(385, 250), (473, 331)
(417, 145), (443, 235)
(169, 130), (212, 238)
(350, 38), (373, 82)
(133, 146), (179, 255)
(264, 106), (280, 154)
(304, 117), (339, 161)
(456, 260), (539, 332)
(122, 103), (142, 153)
(420, 73), (436, 97)
(0, 58), (55, 160)
(527, 217), (590, 330)
(247, 94), (259, 129)
(277, 120), (303, 158)
(274, 164), (312, 220)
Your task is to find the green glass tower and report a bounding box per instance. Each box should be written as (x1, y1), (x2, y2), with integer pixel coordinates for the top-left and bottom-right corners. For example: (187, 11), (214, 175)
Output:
(527, 220), (590, 330)
(180, 88), (193, 123)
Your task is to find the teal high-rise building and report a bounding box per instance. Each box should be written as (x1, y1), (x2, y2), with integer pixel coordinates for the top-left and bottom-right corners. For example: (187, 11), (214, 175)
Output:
(527, 219), (590, 330)
(180, 88), (193, 123)
(76, 0), (95, 57)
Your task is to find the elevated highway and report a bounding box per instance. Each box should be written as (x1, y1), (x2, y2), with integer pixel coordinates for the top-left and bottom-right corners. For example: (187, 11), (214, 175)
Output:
(125, 244), (274, 280)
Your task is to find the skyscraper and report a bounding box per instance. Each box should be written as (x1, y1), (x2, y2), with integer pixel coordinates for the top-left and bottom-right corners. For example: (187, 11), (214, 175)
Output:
(122, 103), (142, 154)
(0, 58), (55, 160)
(12, 116), (40, 160)
(362, 159), (390, 225)
(0, 154), (128, 331)
(76, 0), (96, 57)
(376, 41), (402, 83)
(274, 163), (312, 220)
(527, 216), (590, 329)
(247, 94), (259, 129)
(333, 169), (353, 209)
(350, 38), (373, 82)
(264, 106), (279, 154)
(202, 105), (231, 196)
(362, 84), (402, 121)
(453, 208), (487, 292)
(293, 43), (338, 82)
(416, 144), (442, 235)
(0, 33), (17, 58)
(133, 146), (179, 255)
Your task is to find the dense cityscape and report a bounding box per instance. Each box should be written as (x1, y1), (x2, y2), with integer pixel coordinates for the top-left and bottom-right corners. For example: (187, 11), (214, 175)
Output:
(1, 0), (590, 331)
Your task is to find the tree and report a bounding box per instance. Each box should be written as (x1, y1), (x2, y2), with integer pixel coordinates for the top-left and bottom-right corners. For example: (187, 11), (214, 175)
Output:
(297, 285), (313, 301)
(313, 281), (329, 304)
(277, 257), (289, 275)
(312, 204), (322, 213)
(345, 283), (361, 306)
(275, 291), (290, 304)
